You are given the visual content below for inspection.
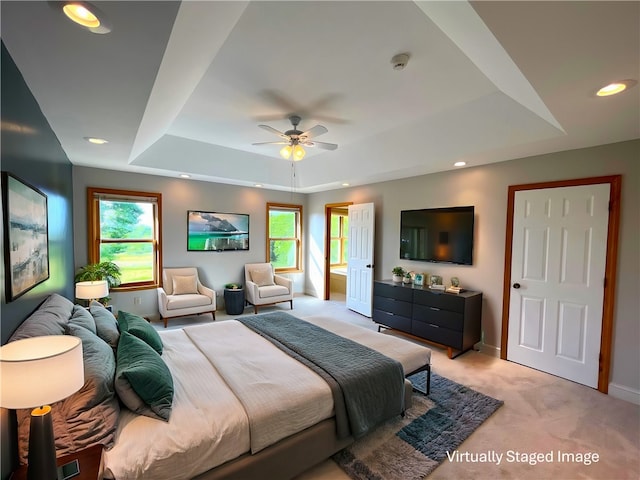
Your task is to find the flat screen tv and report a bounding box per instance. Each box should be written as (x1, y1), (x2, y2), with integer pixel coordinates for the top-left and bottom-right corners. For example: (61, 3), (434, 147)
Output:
(187, 211), (249, 251)
(400, 206), (474, 265)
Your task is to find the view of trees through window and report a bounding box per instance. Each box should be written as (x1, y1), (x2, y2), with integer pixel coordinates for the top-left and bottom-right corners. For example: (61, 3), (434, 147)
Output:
(99, 200), (155, 284)
(268, 203), (302, 271)
(330, 212), (349, 265)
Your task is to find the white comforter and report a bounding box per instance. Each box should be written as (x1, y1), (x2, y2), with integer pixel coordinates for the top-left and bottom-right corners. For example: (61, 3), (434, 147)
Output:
(102, 316), (431, 479)
(102, 322), (333, 480)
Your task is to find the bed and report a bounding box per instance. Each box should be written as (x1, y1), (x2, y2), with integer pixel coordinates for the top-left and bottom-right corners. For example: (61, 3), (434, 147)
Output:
(9, 294), (431, 480)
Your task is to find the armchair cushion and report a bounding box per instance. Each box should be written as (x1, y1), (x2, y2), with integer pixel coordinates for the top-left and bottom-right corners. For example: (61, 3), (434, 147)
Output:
(172, 274), (198, 295)
(249, 267), (275, 287)
(259, 284), (290, 299)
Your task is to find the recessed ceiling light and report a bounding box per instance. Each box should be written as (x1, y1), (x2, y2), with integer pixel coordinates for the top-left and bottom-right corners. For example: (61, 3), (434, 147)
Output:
(254, 184), (263, 188)
(179, 174), (191, 179)
(84, 137), (108, 145)
(596, 79), (637, 97)
(454, 161), (466, 167)
(61, 2), (112, 34)
(342, 183), (350, 187)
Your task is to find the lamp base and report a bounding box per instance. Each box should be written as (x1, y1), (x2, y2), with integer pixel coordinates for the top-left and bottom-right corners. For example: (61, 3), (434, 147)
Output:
(28, 406), (58, 480)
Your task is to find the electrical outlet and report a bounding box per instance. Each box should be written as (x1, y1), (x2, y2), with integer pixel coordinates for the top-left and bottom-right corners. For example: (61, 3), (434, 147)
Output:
(134, 297), (141, 305)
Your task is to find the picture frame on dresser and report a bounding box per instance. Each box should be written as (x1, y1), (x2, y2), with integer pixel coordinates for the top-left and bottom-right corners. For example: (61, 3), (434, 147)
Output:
(1, 172), (50, 302)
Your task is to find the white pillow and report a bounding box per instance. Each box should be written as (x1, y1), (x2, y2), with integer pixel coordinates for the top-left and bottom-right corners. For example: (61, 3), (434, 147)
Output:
(172, 275), (198, 295)
(250, 268), (274, 287)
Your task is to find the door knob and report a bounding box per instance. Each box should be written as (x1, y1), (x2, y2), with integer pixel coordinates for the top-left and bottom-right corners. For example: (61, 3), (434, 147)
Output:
(513, 283), (521, 289)
(366, 264), (373, 268)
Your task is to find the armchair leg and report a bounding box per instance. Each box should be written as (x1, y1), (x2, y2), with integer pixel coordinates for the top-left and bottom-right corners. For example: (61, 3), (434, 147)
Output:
(289, 300), (293, 310)
(163, 316), (168, 328)
(211, 311), (216, 321)
(254, 305), (258, 314)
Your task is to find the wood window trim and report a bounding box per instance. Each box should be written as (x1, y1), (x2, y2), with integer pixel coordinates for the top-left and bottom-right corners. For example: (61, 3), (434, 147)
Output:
(266, 202), (303, 273)
(330, 210), (349, 268)
(500, 175), (621, 394)
(87, 187), (163, 290)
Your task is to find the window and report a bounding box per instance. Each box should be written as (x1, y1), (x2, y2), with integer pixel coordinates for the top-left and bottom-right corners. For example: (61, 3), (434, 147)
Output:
(87, 188), (162, 290)
(330, 210), (349, 266)
(267, 202), (302, 272)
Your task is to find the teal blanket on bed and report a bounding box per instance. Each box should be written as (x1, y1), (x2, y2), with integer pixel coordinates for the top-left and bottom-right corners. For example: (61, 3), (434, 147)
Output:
(238, 312), (405, 439)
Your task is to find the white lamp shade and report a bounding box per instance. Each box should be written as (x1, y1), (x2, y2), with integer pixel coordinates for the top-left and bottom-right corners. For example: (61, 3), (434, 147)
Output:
(75, 280), (109, 300)
(0, 336), (84, 409)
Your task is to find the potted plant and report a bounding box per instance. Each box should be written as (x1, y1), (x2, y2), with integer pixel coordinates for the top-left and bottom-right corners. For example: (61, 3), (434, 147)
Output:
(392, 266), (405, 282)
(403, 272), (412, 284)
(224, 283), (242, 290)
(74, 261), (122, 305)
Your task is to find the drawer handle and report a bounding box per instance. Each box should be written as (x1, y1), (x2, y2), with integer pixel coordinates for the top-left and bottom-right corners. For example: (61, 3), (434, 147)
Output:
(429, 307), (440, 311)
(429, 323), (439, 328)
(383, 311), (394, 316)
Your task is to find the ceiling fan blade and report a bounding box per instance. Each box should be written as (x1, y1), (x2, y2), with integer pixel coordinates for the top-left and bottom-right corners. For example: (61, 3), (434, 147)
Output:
(252, 141), (289, 146)
(258, 124), (287, 138)
(309, 141), (338, 151)
(300, 125), (328, 139)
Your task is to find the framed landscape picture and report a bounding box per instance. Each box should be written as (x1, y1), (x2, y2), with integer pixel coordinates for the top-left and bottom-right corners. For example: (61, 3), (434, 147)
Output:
(187, 211), (249, 252)
(2, 172), (50, 301)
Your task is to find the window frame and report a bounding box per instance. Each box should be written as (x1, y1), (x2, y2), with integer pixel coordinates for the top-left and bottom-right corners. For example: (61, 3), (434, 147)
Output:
(330, 209), (349, 267)
(266, 202), (303, 273)
(87, 187), (163, 291)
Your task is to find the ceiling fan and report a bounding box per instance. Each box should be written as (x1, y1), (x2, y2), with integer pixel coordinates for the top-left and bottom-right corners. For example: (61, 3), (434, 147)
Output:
(252, 115), (338, 161)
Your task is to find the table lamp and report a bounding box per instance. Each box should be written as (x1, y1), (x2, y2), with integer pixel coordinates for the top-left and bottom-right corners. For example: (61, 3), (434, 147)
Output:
(0, 336), (84, 480)
(75, 280), (109, 304)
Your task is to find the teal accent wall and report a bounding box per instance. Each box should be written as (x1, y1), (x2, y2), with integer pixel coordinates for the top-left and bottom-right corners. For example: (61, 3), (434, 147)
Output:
(1, 41), (75, 478)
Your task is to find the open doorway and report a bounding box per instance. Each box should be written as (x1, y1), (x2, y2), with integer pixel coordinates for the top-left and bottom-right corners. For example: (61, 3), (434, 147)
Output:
(324, 202), (352, 301)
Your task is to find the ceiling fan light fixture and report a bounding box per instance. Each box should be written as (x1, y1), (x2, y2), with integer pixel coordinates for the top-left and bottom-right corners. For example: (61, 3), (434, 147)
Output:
(280, 145), (293, 160)
(293, 145), (306, 161)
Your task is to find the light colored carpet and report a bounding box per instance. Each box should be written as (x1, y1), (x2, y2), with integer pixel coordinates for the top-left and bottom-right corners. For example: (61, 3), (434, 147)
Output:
(154, 294), (640, 479)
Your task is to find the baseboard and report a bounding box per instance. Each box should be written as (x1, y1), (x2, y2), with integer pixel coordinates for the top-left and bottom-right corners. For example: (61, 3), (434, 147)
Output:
(608, 382), (640, 405)
(476, 342), (500, 358)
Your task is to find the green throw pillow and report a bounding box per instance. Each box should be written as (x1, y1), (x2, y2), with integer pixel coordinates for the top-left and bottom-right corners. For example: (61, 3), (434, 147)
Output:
(115, 332), (174, 421)
(117, 310), (163, 355)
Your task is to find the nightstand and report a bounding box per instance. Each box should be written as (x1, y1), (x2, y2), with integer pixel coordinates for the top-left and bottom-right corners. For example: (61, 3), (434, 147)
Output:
(11, 444), (103, 480)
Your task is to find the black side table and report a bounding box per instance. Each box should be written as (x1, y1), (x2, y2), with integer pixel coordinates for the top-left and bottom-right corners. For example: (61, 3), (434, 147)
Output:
(224, 288), (245, 315)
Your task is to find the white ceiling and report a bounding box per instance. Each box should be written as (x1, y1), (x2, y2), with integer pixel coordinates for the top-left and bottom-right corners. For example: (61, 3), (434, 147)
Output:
(2, 1), (638, 192)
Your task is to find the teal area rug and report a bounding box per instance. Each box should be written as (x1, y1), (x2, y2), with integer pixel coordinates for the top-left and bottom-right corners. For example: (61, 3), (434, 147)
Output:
(333, 372), (503, 480)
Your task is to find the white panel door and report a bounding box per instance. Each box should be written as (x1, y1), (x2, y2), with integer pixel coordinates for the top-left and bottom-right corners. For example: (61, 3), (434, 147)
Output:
(507, 184), (610, 387)
(346, 203), (375, 317)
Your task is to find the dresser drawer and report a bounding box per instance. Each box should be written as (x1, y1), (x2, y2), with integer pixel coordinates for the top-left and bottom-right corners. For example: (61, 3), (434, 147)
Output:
(374, 282), (413, 302)
(413, 304), (464, 331)
(373, 295), (412, 317)
(412, 321), (462, 350)
(413, 288), (465, 313)
(373, 309), (412, 333)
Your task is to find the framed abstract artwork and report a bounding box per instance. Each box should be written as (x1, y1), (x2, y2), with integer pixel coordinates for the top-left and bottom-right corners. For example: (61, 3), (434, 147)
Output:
(187, 210), (249, 252)
(2, 172), (50, 301)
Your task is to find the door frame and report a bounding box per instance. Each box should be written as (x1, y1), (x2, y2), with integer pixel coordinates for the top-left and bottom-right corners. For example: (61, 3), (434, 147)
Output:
(324, 202), (353, 300)
(500, 175), (621, 393)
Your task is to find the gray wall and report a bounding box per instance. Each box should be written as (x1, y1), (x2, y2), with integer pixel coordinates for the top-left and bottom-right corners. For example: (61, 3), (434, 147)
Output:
(1, 42), (75, 479)
(72, 168), (306, 317)
(306, 139), (639, 400)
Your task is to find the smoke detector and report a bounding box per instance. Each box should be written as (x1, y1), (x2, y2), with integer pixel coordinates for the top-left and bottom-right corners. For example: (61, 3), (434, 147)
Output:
(391, 53), (410, 71)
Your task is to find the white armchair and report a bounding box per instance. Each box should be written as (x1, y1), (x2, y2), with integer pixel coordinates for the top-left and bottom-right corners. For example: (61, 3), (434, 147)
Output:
(244, 263), (293, 314)
(157, 267), (216, 328)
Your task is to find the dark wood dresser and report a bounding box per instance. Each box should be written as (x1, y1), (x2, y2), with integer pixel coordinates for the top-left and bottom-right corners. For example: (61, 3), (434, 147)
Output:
(373, 280), (482, 358)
